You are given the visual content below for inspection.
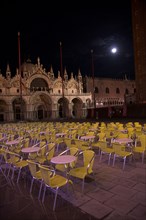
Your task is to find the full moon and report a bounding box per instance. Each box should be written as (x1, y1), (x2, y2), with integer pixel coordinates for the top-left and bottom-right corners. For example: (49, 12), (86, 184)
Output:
(111, 48), (117, 53)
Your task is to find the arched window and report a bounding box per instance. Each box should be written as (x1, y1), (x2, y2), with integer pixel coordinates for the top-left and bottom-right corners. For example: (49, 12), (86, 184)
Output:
(116, 88), (120, 94)
(106, 87), (109, 94)
(125, 88), (129, 94)
(94, 87), (99, 93)
(0, 89), (2, 93)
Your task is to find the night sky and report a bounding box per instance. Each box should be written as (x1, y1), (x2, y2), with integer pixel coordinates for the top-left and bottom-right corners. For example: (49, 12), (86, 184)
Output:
(0, 0), (135, 79)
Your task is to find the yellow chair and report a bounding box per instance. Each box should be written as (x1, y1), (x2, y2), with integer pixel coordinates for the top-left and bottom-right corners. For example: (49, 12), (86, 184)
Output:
(55, 147), (79, 173)
(39, 164), (72, 211)
(35, 144), (47, 164)
(1, 148), (19, 177)
(112, 142), (133, 170)
(69, 149), (95, 193)
(63, 138), (73, 149)
(45, 142), (56, 163)
(98, 140), (115, 165)
(98, 132), (106, 141)
(134, 134), (146, 163)
(9, 152), (28, 183)
(73, 139), (91, 151)
(27, 160), (42, 198)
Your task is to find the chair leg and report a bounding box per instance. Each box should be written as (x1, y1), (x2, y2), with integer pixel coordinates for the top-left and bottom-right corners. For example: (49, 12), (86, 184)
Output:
(82, 179), (84, 194)
(108, 153), (111, 166)
(7, 163), (12, 177)
(38, 180), (43, 199)
(30, 178), (34, 193)
(112, 154), (116, 167)
(99, 152), (103, 162)
(42, 185), (46, 203)
(123, 157), (126, 170)
(142, 152), (144, 164)
(17, 168), (21, 183)
(11, 167), (15, 179)
(53, 189), (58, 211)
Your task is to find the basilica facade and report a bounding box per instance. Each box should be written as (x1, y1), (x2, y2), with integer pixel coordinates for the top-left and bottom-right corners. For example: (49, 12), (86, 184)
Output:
(0, 58), (136, 122)
(0, 58), (92, 122)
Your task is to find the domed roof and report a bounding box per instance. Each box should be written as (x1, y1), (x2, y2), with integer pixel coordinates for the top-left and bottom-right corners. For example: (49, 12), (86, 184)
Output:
(21, 58), (35, 72)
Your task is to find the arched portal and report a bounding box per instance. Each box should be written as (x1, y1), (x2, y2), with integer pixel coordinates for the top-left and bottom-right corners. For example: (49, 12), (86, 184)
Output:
(12, 98), (26, 121)
(0, 100), (8, 122)
(72, 98), (83, 118)
(31, 93), (52, 120)
(58, 97), (69, 118)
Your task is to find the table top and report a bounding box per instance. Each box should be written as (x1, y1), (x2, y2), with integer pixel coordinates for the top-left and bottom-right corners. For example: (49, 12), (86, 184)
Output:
(6, 140), (20, 145)
(80, 135), (95, 140)
(114, 138), (133, 144)
(56, 133), (67, 137)
(51, 155), (76, 164)
(21, 147), (40, 153)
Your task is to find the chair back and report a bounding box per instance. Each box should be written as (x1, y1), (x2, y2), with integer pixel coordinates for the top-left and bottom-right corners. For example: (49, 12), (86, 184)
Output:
(46, 143), (55, 161)
(64, 138), (72, 149)
(98, 140), (108, 151)
(83, 150), (95, 174)
(37, 144), (47, 157)
(112, 142), (125, 155)
(39, 165), (52, 185)
(137, 134), (146, 149)
(27, 160), (38, 177)
(98, 132), (106, 141)
(23, 138), (30, 148)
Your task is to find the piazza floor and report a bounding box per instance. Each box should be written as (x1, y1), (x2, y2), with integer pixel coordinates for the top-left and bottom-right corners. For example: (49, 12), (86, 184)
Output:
(0, 150), (145, 220)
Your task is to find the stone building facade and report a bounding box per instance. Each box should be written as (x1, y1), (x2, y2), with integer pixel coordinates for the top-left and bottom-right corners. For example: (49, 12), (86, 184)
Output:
(0, 58), (92, 122)
(0, 58), (136, 122)
(84, 76), (136, 107)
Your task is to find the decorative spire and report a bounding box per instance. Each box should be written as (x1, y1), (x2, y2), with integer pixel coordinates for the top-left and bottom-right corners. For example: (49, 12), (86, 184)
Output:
(49, 65), (54, 79)
(64, 67), (68, 81)
(50, 65), (53, 73)
(71, 72), (74, 79)
(58, 70), (61, 78)
(78, 68), (81, 76)
(6, 63), (11, 79)
(37, 57), (40, 67)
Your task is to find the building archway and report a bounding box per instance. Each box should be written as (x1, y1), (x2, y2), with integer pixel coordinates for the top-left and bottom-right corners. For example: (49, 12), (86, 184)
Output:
(12, 98), (26, 121)
(31, 93), (52, 120)
(0, 100), (8, 121)
(58, 97), (69, 118)
(72, 98), (83, 118)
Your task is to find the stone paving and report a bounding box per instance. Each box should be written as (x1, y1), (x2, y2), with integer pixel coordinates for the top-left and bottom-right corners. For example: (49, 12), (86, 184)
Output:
(0, 145), (146, 220)
(60, 153), (146, 220)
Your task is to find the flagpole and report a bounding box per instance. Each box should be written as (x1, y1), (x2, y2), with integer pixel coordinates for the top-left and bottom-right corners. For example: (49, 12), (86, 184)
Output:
(18, 32), (23, 120)
(91, 49), (95, 109)
(60, 41), (65, 118)
(60, 42), (64, 98)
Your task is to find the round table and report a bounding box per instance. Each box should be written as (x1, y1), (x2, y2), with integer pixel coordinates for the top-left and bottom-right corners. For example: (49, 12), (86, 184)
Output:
(114, 138), (133, 144)
(21, 147), (40, 153)
(56, 133), (67, 138)
(51, 155), (76, 164)
(80, 135), (95, 141)
(6, 140), (20, 146)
